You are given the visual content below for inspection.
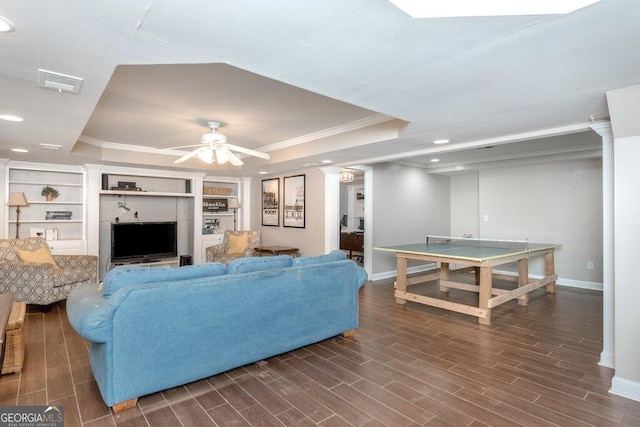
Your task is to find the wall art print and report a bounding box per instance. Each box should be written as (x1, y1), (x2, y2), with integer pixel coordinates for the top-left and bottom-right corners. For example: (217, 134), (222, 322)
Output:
(261, 178), (279, 226)
(283, 174), (305, 228)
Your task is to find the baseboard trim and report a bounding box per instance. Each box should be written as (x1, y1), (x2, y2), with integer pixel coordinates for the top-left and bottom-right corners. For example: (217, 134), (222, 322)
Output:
(599, 350), (615, 369)
(610, 376), (640, 403)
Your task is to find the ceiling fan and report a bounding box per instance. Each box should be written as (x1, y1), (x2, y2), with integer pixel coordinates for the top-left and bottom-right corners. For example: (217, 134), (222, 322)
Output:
(166, 121), (271, 166)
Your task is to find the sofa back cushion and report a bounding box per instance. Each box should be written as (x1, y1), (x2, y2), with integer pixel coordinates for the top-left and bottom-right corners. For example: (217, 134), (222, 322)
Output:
(227, 256), (293, 274)
(18, 246), (60, 269)
(292, 250), (347, 267)
(102, 263), (227, 297)
(0, 237), (49, 261)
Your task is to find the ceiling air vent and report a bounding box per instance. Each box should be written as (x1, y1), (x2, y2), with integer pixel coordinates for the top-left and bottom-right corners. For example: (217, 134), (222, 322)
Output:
(38, 69), (83, 94)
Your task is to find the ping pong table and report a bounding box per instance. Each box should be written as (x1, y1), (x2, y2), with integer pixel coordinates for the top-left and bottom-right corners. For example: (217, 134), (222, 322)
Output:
(375, 236), (559, 325)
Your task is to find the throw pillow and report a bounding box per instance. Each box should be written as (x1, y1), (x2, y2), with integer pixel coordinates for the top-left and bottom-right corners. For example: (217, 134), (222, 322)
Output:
(227, 234), (249, 254)
(18, 247), (59, 270)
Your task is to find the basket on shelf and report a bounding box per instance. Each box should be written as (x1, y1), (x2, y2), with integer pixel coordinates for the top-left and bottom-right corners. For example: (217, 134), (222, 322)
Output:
(203, 186), (233, 196)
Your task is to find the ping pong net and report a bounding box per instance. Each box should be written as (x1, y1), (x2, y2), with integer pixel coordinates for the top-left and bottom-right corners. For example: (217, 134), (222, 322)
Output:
(425, 235), (529, 253)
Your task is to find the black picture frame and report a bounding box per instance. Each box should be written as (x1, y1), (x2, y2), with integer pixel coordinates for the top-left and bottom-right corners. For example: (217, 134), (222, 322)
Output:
(283, 174), (305, 228)
(261, 178), (280, 226)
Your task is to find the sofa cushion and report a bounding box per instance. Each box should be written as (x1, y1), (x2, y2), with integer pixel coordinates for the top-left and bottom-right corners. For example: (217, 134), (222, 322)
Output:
(227, 233), (248, 254)
(18, 247), (59, 270)
(227, 256), (293, 274)
(0, 237), (49, 261)
(102, 263), (227, 297)
(292, 250), (347, 267)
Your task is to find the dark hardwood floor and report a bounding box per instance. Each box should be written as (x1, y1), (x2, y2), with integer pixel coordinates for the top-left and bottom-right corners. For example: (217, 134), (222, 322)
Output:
(2, 276), (640, 426)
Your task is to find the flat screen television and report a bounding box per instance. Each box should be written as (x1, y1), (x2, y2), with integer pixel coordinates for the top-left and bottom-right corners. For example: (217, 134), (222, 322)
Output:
(111, 221), (178, 263)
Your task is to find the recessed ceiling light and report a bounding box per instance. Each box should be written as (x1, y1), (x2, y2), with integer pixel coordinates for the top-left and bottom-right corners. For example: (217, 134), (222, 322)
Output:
(431, 158), (440, 163)
(0, 114), (23, 122)
(321, 160), (333, 164)
(259, 171), (268, 175)
(433, 139), (450, 144)
(0, 15), (15, 33)
(388, 0), (600, 17)
(11, 148), (28, 153)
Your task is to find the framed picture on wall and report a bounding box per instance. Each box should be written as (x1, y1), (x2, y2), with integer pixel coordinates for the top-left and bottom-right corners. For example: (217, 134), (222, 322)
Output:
(283, 174), (305, 228)
(261, 178), (280, 226)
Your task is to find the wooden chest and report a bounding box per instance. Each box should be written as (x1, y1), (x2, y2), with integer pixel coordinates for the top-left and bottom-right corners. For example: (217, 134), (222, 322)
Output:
(1, 302), (26, 375)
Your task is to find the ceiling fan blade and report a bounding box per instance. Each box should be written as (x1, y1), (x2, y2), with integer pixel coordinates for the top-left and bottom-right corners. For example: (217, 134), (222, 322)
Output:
(224, 143), (271, 160)
(174, 146), (208, 164)
(226, 149), (244, 166)
(215, 147), (229, 165)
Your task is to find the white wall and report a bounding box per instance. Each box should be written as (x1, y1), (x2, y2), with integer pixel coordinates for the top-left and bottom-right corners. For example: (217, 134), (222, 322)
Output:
(251, 168), (326, 257)
(478, 159), (603, 283)
(371, 163), (450, 275)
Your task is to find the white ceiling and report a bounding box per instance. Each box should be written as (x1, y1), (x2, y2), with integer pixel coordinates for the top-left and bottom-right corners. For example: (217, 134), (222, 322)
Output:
(1, 0), (638, 176)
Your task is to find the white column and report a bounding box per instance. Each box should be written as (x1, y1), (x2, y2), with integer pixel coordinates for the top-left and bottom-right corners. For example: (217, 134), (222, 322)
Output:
(240, 177), (251, 229)
(0, 158), (8, 239)
(320, 167), (341, 254)
(590, 122), (614, 369)
(84, 164), (104, 257)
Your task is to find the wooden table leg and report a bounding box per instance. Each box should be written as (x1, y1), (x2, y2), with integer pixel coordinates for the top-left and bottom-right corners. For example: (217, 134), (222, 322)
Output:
(545, 250), (556, 294)
(439, 262), (450, 292)
(395, 256), (407, 304)
(478, 266), (492, 325)
(517, 258), (529, 306)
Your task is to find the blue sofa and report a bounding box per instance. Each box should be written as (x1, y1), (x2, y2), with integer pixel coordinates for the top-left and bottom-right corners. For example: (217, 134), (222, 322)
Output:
(66, 251), (367, 412)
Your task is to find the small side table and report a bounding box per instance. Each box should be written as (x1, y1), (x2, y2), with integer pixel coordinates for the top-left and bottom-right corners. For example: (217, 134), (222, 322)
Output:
(0, 294), (14, 373)
(255, 246), (300, 257)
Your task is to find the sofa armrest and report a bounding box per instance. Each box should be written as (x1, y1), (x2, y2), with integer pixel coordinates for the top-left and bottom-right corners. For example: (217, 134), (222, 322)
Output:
(66, 283), (116, 343)
(0, 260), (55, 285)
(53, 255), (99, 271)
(205, 244), (226, 262)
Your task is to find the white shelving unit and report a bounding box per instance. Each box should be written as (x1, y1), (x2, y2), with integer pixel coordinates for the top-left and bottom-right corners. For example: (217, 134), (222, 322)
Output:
(95, 170), (195, 278)
(201, 180), (240, 260)
(4, 162), (87, 254)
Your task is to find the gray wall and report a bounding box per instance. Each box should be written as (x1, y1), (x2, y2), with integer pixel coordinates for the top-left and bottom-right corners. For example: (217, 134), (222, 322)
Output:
(371, 163), (451, 275)
(477, 159), (603, 283)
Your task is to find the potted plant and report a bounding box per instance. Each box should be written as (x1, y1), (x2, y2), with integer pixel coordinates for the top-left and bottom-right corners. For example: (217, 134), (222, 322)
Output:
(41, 186), (59, 201)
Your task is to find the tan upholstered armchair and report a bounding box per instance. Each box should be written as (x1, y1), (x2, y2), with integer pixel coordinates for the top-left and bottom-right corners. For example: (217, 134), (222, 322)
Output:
(205, 230), (261, 264)
(0, 237), (98, 307)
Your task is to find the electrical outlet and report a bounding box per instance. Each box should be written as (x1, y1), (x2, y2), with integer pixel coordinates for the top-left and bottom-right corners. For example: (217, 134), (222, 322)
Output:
(587, 261), (594, 270)
(483, 214), (489, 222)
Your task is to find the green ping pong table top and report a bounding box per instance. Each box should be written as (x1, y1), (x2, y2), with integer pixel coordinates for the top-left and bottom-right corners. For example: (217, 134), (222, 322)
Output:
(375, 241), (558, 262)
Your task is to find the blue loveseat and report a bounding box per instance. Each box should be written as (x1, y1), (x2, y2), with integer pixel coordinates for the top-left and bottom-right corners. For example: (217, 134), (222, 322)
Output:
(66, 250), (367, 412)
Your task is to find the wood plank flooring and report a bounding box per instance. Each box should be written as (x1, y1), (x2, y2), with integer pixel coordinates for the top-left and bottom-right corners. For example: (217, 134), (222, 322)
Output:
(2, 277), (640, 426)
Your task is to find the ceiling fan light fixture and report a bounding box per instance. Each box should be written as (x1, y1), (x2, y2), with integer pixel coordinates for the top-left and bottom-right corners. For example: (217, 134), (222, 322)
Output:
(201, 131), (227, 144)
(197, 149), (214, 164)
(215, 148), (230, 164)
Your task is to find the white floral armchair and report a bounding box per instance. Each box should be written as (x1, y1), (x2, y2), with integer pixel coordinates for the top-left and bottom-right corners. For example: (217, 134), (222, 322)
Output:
(205, 230), (261, 264)
(0, 237), (98, 307)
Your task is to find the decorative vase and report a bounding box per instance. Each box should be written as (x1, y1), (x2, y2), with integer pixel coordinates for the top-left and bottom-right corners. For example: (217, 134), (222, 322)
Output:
(46, 194), (54, 201)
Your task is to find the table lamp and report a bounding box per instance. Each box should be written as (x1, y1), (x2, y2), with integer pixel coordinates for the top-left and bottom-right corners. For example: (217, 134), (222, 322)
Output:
(228, 198), (240, 231)
(7, 192), (29, 238)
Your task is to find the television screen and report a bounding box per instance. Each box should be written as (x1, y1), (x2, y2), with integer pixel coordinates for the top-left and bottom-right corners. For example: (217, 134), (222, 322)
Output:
(111, 221), (178, 262)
